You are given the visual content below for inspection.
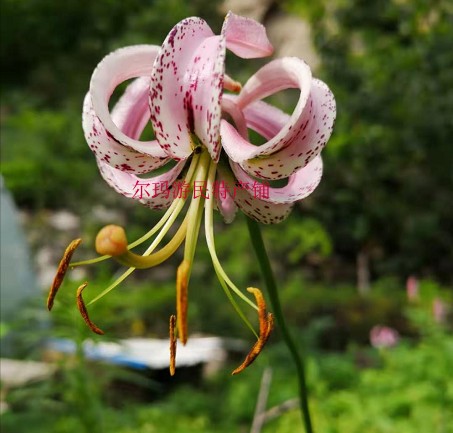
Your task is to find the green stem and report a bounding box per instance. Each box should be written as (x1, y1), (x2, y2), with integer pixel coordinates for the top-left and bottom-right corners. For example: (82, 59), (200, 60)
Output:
(246, 217), (314, 433)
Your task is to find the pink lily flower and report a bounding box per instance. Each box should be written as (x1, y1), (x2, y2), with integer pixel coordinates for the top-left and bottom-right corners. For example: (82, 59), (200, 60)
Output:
(49, 13), (335, 375)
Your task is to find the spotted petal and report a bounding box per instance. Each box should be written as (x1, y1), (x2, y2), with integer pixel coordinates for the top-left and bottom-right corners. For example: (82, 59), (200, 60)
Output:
(150, 17), (215, 159)
(216, 165), (293, 225)
(97, 159), (186, 210)
(226, 180), (293, 225)
(221, 58), (336, 179)
(83, 92), (167, 174)
(94, 74), (187, 209)
(225, 81), (335, 180)
(221, 58), (311, 161)
(242, 80), (335, 180)
(85, 45), (168, 173)
(229, 155), (323, 204)
(110, 77), (165, 156)
(189, 35), (226, 162)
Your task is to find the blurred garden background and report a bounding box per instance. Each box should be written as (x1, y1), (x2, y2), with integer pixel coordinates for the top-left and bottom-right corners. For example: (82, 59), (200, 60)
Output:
(1, 0), (452, 432)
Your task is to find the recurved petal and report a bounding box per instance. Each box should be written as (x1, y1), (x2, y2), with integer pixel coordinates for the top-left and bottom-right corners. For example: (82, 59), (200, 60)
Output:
(86, 45), (169, 170)
(217, 165), (293, 224)
(97, 159), (186, 210)
(229, 156), (323, 205)
(221, 94), (248, 139)
(221, 74), (335, 180)
(222, 11), (273, 59)
(83, 92), (168, 174)
(240, 79), (336, 180)
(150, 17), (214, 159)
(111, 77), (167, 157)
(232, 184), (293, 224)
(221, 57), (312, 164)
(216, 191), (238, 224)
(190, 35), (226, 162)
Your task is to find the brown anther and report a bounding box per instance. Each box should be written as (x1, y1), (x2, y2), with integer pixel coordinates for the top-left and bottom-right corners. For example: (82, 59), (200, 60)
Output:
(232, 288), (274, 375)
(176, 260), (190, 345)
(95, 225), (128, 257)
(224, 74), (242, 93)
(247, 287), (268, 336)
(47, 238), (82, 311)
(76, 282), (104, 335)
(265, 312), (274, 341)
(169, 314), (177, 376)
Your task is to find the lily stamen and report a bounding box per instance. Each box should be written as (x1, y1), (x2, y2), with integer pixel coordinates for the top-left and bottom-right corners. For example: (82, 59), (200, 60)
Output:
(47, 153), (200, 310)
(169, 314), (177, 376)
(47, 238), (82, 311)
(176, 260), (190, 345)
(76, 282), (104, 335)
(232, 288), (274, 375)
(204, 159), (259, 339)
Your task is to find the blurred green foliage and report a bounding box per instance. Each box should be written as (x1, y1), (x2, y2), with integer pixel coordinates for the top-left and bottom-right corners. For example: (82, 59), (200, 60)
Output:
(286, 0), (453, 281)
(1, 108), (98, 208)
(2, 291), (452, 432)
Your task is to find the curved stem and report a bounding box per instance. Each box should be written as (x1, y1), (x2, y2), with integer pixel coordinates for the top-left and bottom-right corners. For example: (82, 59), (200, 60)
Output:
(246, 218), (314, 433)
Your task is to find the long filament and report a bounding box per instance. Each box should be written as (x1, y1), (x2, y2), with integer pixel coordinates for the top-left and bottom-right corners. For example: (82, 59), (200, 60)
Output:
(88, 154), (202, 305)
(72, 153), (201, 267)
(204, 163), (258, 311)
(183, 150), (211, 265)
(204, 160), (258, 338)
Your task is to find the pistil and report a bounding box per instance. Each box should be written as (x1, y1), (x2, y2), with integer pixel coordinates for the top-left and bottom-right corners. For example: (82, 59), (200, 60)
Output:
(94, 217), (188, 269)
